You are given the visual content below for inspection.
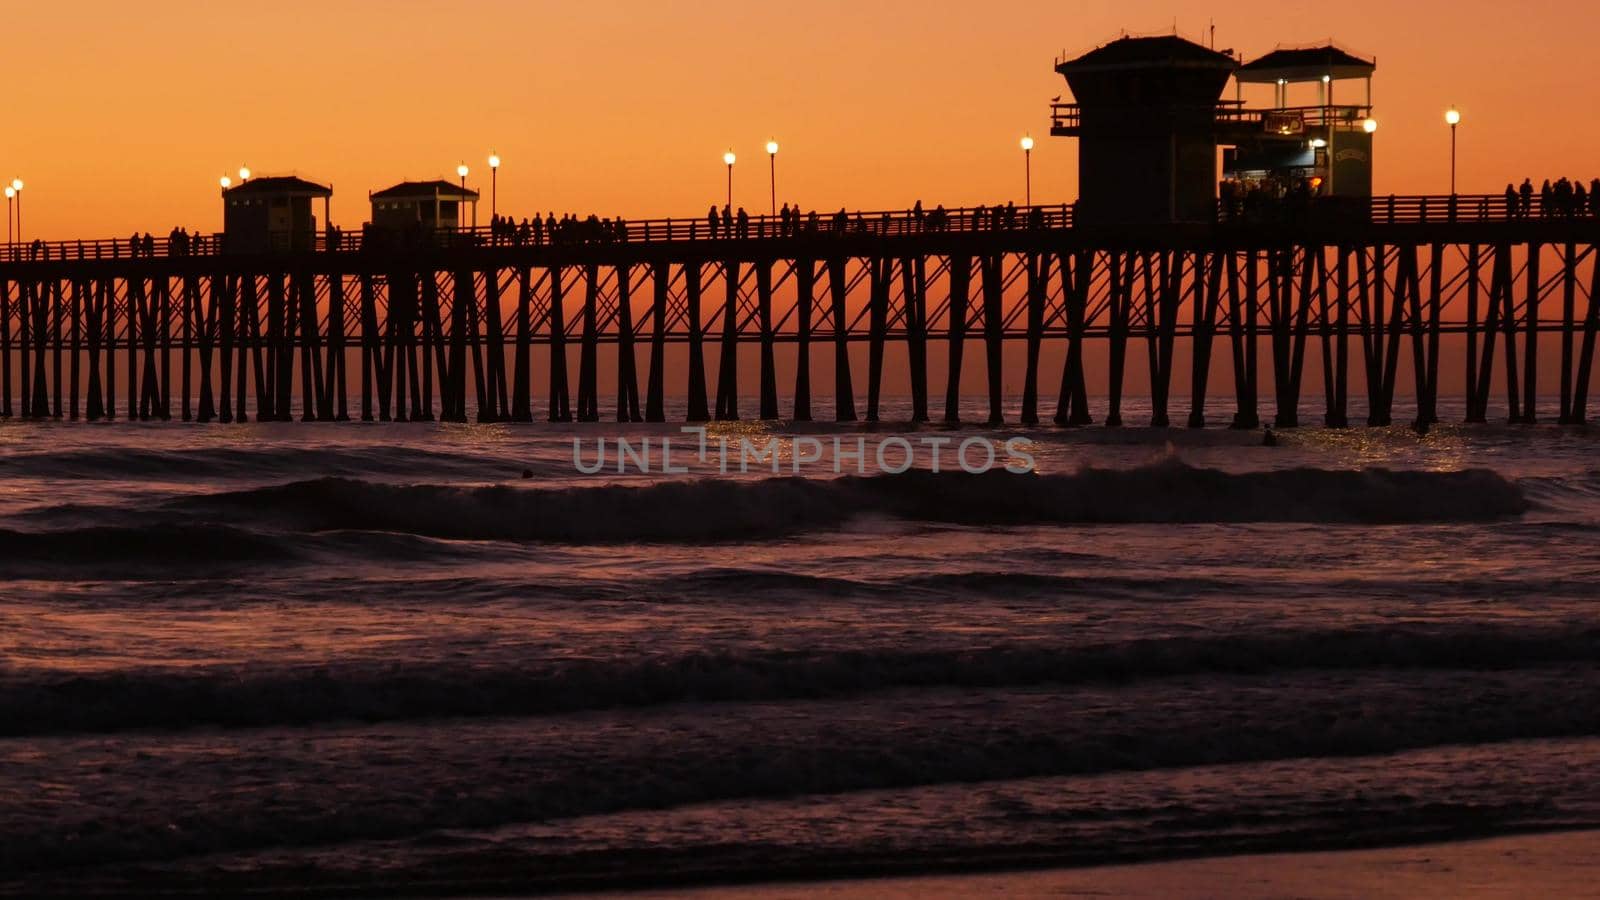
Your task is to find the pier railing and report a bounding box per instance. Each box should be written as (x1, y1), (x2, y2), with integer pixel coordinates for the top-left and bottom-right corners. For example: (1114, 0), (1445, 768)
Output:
(1051, 102), (1374, 135)
(1, 194), (1595, 265)
(0, 203), (1077, 264)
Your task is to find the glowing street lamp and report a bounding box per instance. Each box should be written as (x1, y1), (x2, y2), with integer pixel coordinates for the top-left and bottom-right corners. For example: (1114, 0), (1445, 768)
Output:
(1363, 117), (1378, 134)
(220, 176), (232, 190)
(488, 152), (500, 219)
(765, 140), (779, 217)
(1445, 107), (1462, 195)
(1020, 135), (1035, 206)
(723, 150), (736, 208)
(456, 163), (474, 228)
(238, 166), (251, 182)
(9, 178), (22, 246)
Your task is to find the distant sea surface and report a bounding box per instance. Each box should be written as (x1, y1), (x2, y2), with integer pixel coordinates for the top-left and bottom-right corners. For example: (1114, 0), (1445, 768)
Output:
(1, 396), (1598, 896)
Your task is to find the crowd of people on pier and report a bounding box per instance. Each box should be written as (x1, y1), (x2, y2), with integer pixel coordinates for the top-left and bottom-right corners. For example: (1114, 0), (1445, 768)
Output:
(469, 201), (1061, 247)
(1502, 178), (1600, 219)
(484, 212), (633, 246)
(1218, 176), (1324, 222)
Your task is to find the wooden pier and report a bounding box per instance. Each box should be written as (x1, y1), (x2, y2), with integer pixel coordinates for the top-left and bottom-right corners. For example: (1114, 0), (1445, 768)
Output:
(0, 194), (1597, 427)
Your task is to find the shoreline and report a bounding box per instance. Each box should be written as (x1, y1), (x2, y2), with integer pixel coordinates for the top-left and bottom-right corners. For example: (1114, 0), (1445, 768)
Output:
(559, 828), (1600, 899)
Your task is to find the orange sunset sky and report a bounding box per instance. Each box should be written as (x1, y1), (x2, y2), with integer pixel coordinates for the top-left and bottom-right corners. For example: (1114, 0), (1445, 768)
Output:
(3, 0), (1597, 241)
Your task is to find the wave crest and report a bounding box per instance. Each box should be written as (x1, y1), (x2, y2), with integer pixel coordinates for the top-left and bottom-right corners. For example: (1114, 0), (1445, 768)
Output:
(161, 462), (1528, 542)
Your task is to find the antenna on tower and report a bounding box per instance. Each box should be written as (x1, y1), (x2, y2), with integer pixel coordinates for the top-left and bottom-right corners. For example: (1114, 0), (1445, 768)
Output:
(1210, 19), (1216, 49)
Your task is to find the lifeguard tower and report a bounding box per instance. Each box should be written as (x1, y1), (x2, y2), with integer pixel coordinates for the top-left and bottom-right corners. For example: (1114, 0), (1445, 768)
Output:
(1223, 45), (1377, 203)
(367, 180), (479, 233)
(222, 175), (332, 253)
(1050, 35), (1237, 226)
(1049, 34), (1377, 225)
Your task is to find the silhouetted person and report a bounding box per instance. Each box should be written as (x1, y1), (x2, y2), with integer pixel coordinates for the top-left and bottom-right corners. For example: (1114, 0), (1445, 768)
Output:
(1556, 177), (1575, 217)
(972, 204), (986, 231)
(736, 206), (749, 239)
(707, 205), (719, 239)
(1577, 183), (1589, 218)
(1540, 179), (1554, 218)
(913, 200), (924, 231)
(1520, 178), (1534, 218)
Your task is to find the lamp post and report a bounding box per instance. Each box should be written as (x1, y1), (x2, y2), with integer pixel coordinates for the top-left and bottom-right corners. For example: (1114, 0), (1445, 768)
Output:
(4, 186), (12, 250)
(458, 163), (473, 229)
(765, 141), (778, 217)
(486, 150), (499, 220)
(488, 152), (500, 219)
(1020, 135), (1035, 206)
(1445, 107), (1461, 195)
(723, 150), (736, 209)
(10, 179), (22, 246)
(238, 166), (251, 182)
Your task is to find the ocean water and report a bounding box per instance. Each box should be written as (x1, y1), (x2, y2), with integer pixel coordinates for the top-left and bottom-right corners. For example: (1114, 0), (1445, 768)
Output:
(1, 395), (1598, 896)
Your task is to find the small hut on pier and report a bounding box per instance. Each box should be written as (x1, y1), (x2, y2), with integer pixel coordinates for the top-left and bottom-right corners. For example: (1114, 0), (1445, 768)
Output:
(222, 175), (332, 253)
(367, 180), (480, 233)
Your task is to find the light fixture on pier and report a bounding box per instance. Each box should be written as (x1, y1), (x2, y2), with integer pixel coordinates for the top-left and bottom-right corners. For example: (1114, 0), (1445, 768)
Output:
(9, 179), (21, 245)
(220, 176), (232, 189)
(1310, 138), (1327, 148)
(1020, 135), (1035, 206)
(488, 153), (500, 219)
(765, 141), (779, 217)
(723, 150), (736, 208)
(238, 166), (250, 182)
(1363, 118), (1378, 134)
(3, 186), (12, 249)
(1445, 107), (1462, 195)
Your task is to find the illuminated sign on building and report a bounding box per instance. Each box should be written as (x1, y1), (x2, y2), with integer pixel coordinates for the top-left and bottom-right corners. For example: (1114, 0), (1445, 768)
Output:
(1263, 111), (1306, 135)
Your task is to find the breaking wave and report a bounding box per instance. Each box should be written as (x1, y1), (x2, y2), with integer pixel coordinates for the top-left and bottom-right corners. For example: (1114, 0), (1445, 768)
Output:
(156, 462), (1528, 543)
(5, 623), (1593, 735)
